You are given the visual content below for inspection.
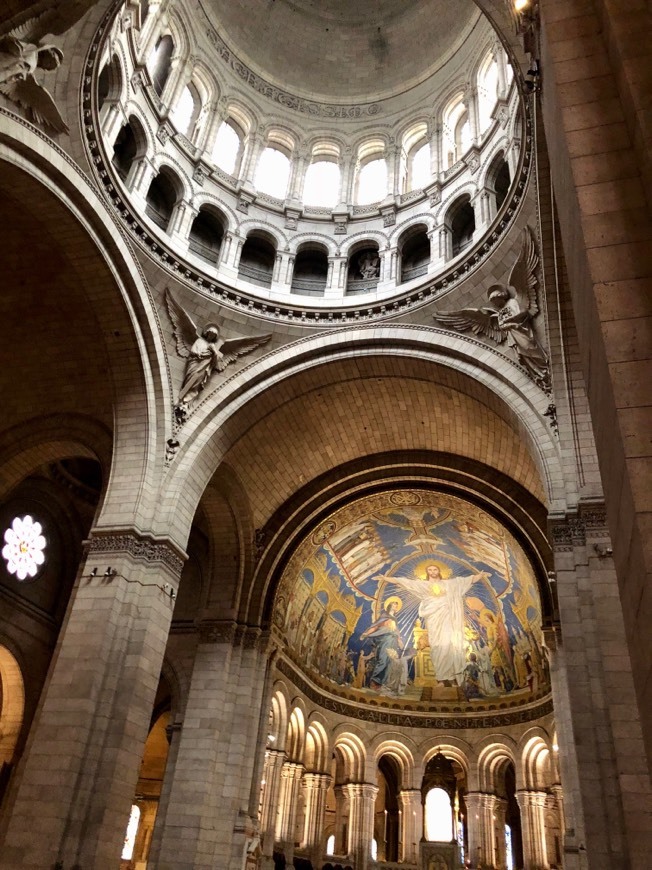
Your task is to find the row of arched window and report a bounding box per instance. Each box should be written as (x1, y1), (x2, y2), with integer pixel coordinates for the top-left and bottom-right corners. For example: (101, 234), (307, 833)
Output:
(100, 8), (515, 210)
(109, 117), (510, 295)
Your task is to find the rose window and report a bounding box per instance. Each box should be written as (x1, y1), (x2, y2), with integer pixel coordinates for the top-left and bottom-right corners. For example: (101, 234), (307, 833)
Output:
(2, 515), (46, 580)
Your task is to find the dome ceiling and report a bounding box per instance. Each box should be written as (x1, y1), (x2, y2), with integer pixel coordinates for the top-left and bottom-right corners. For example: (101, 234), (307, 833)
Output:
(273, 489), (550, 719)
(198, 0), (481, 102)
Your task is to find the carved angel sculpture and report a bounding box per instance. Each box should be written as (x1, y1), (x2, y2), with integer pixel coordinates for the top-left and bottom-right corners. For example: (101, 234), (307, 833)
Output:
(0, 0), (97, 134)
(166, 290), (272, 412)
(434, 227), (550, 390)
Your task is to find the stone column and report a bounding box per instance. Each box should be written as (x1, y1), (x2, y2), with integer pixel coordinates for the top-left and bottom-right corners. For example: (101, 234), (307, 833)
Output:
(131, 156), (157, 199)
(242, 133), (264, 186)
(260, 748), (286, 859)
(155, 623), (270, 870)
(465, 791), (492, 869)
(301, 772), (332, 860)
(464, 85), (479, 147)
(493, 41), (509, 100)
(429, 123), (441, 179)
(289, 147), (309, 203)
(170, 200), (198, 240)
(343, 782), (378, 870)
(339, 147), (354, 204)
(199, 98), (228, 160)
(516, 790), (549, 870)
(137, 0), (165, 63)
(398, 789), (422, 863)
(160, 56), (187, 114)
(333, 785), (350, 856)
(0, 530), (184, 870)
(276, 762), (305, 863)
(386, 144), (399, 197)
(494, 797), (508, 870)
(147, 719), (182, 867)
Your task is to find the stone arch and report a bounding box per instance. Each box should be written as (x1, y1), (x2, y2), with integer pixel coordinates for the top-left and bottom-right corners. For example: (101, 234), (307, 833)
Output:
(372, 739), (416, 791)
(519, 730), (553, 790)
(270, 683), (290, 752)
(286, 704), (307, 762)
(158, 325), (563, 554)
(0, 122), (169, 535)
(477, 737), (518, 792)
(305, 719), (330, 773)
(333, 732), (366, 783)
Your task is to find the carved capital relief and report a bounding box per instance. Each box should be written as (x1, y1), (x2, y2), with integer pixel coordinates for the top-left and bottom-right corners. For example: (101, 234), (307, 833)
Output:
(86, 530), (185, 575)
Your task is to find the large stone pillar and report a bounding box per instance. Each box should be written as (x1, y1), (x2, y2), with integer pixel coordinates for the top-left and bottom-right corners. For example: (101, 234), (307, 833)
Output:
(343, 782), (378, 870)
(276, 762), (305, 863)
(549, 508), (652, 869)
(0, 530), (184, 869)
(333, 785), (350, 856)
(155, 622), (269, 870)
(516, 790), (549, 870)
(398, 789), (422, 863)
(301, 772), (332, 861)
(466, 791), (497, 869)
(260, 748), (286, 859)
(494, 797), (508, 870)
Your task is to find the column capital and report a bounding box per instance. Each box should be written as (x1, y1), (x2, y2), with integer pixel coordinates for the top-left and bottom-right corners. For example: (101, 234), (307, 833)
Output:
(85, 527), (186, 575)
(302, 771), (332, 791)
(342, 781), (379, 800)
(516, 788), (548, 808)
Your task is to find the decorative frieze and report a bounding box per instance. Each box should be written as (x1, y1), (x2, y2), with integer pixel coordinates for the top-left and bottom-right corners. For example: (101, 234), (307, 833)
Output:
(86, 529), (185, 574)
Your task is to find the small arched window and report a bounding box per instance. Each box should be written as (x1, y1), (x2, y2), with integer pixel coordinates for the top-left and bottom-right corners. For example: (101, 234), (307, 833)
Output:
(170, 84), (200, 137)
(326, 835), (335, 856)
(213, 121), (243, 176)
(255, 147), (291, 199)
(410, 142), (430, 190)
(121, 805), (141, 861)
(356, 158), (387, 205)
(189, 208), (224, 264)
(425, 787), (453, 842)
(291, 245), (328, 297)
(145, 169), (180, 230)
(112, 122), (138, 181)
(238, 233), (276, 288)
(303, 160), (340, 207)
(147, 35), (173, 96)
(97, 54), (121, 111)
(443, 95), (470, 168)
(477, 52), (500, 133)
(448, 196), (476, 256)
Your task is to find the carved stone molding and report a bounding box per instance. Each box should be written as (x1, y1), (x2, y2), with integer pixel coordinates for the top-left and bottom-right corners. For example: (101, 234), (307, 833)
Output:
(276, 656), (553, 728)
(86, 530), (185, 574)
(549, 504), (609, 552)
(197, 619), (237, 644)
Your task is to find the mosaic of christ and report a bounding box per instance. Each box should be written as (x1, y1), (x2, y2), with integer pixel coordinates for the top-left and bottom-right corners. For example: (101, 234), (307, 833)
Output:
(274, 490), (549, 708)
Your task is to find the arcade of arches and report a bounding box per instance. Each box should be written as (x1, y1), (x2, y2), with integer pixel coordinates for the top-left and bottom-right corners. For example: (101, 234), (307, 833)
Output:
(0, 1), (651, 870)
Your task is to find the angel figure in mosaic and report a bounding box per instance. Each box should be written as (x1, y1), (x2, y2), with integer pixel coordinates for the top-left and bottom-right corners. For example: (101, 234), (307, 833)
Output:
(434, 227), (550, 390)
(0, 0), (97, 134)
(166, 290), (271, 416)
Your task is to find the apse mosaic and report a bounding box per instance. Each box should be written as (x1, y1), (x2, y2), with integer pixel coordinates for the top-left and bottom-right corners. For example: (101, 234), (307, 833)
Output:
(273, 490), (549, 710)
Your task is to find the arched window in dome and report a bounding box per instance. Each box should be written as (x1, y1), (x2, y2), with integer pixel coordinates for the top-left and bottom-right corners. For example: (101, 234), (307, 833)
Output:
(410, 141), (431, 190)
(303, 160), (341, 208)
(326, 834), (335, 856)
(170, 83), (200, 137)
(145, 168), (181, 231)
(477, 51), (500, 133)
(399, 225), (430, 283)
(401, 124), (430, 192)
(291, 244), (328, 296)
(147, 34), (173, 96)
(112, 116), (147, 183)
(188, 207), (224, 265)
(255, 146), (291, 199)
(425, 787), (453, 842)
(442, 95), (470, 169)
(346, 242), (380, 295)
(97, 54), (121, 112)
(356, 157), (387, 205)
(486, 150), (511, 214)
(213, 120), (244, 176)
(446, 194), (476, 257)
(238, 232), (276, 288)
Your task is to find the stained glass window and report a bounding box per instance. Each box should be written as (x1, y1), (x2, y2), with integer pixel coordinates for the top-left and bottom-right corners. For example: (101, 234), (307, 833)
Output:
(2, 515), (46, 580)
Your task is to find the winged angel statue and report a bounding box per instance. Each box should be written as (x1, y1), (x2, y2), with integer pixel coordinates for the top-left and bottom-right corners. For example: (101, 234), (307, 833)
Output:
(434, 227), (550, 390)
(166, 290), (272, 418)
(0, 0), (97, 134)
